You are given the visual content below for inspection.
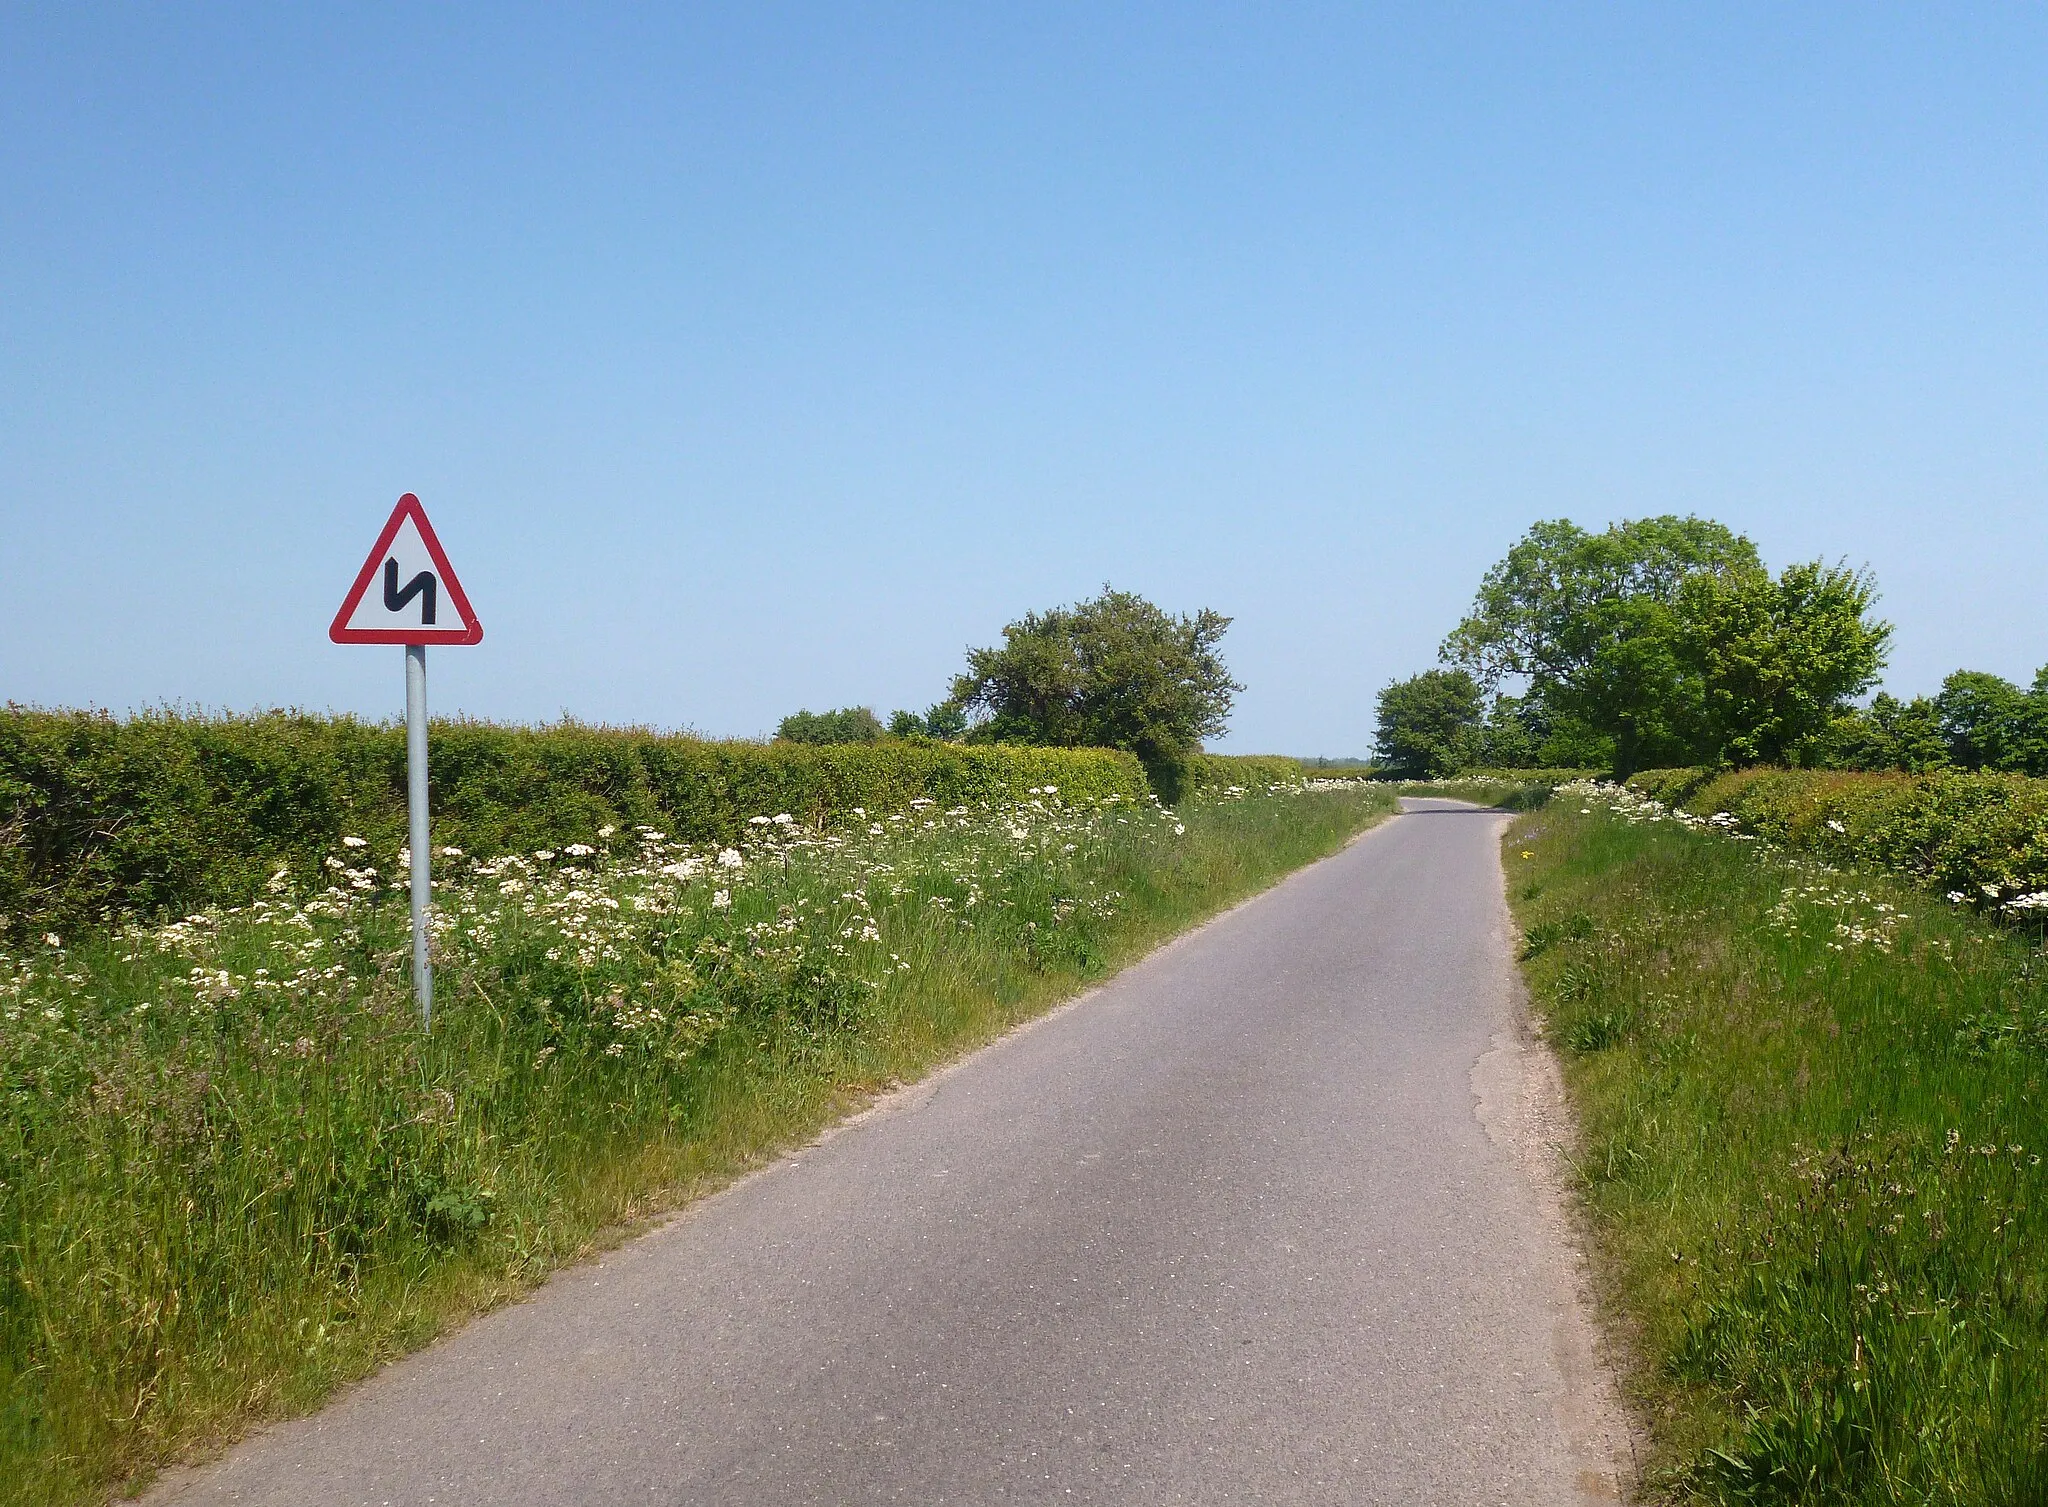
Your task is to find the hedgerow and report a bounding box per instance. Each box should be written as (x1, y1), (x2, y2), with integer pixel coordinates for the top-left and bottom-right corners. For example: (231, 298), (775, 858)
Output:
(0, 710), (1147, 940)
(1627, 765), (2048, 915)
(1180, 753), (1307, 795)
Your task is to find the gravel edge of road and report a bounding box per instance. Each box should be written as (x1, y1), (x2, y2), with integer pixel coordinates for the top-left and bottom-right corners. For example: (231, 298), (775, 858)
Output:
(1469, 811), (1645, 1504)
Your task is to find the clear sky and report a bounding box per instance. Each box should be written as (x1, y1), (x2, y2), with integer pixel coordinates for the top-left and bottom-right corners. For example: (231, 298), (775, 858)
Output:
(4, 6), (2044, 755)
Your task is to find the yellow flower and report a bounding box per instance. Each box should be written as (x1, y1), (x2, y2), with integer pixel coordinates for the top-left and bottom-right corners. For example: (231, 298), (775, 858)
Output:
(1520, 850), (1535, 859)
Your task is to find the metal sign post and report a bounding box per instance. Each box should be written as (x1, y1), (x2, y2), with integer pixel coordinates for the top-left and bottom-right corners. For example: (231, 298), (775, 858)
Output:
(330, 494), (484, 1027)
(406, 642), (433, 1026)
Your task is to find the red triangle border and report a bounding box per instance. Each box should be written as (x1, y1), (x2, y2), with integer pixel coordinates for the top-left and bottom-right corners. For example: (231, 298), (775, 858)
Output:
(329, 494), (484, 645)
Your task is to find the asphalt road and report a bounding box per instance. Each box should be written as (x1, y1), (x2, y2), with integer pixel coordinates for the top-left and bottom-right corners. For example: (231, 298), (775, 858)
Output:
(153, 798), (1624, 1506)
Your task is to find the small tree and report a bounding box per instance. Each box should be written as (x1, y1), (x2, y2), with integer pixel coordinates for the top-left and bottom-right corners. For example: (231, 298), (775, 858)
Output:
(950, 587), (1241, 797)
(1374, 670), (1484, 777)
(775, 706), (885, 745)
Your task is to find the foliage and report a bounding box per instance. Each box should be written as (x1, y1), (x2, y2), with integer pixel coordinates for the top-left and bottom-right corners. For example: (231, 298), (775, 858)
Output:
(775, 706), (885, 744)
(949, 588), (1241, 798)
(1813, 693), (1950, 773)
(1511, 788), (2048, 1502)
(1680, 560), (1891, 767)
(1933, 668), (2048, 775)
(0, 781), (1396, 1505)
(1626, 765), (2048, 919)
(1441, 517), (1888, 774)
(0, 710), (1147, 943)
(1373, 669), (1483, 777)
(1373, 669), (1604, 778)
(886, 701), (969, 742)
(1393, 774), (1561, 811)
(1178, 754), (1310, 796)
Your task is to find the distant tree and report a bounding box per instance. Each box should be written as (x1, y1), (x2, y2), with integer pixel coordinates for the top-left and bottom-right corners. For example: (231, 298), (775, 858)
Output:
(1443, 516), (1889, 774)
(887, 701), (970, 741)
(950, 587), (1240, 797)
(921, 699), (969, 741)
(1815, 693), (1949, 772)
(1374, 670), (1484, 777)
(776, 706), (885, 745)
(1934, 668), (2048, 774)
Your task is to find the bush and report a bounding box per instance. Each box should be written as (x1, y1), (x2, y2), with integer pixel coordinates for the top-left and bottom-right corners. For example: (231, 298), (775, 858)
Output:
(1180, 754), (1310, 795)
(775, 707), (885, 745)
(0, 709), (1147, 940)
(1627, 765), (2048, 913)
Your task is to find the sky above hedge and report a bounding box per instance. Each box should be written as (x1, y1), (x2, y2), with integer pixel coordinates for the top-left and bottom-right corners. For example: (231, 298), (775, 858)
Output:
(3, 7), (2044, 755)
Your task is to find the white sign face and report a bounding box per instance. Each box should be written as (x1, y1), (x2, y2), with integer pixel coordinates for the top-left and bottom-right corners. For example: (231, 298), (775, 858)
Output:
(329, 494), (483, 645)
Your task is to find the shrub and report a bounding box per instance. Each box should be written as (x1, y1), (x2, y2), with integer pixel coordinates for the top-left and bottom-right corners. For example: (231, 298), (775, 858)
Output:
(1626, 765), (2048, 913)
(1179, 754), (1309, 795)
(775, 707), (885, 745)
(0, 709), (1147, 940)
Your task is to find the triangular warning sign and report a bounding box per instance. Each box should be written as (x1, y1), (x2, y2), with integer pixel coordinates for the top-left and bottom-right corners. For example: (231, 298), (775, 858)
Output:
(329, 494), (484, 645)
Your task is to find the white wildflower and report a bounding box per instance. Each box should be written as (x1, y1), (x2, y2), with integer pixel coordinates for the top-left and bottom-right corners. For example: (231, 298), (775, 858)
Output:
(712, 889), (731, 910)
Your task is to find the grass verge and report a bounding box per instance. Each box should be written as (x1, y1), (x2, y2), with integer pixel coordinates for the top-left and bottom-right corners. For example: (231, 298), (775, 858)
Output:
(1508, 787), (2047, 1503)
(2, 782), (1394, 1505)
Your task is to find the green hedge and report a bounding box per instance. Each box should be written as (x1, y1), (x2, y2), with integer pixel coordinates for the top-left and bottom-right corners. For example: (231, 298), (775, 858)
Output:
(1626, 765), (2048, 910)
(1181, 754), (1310, 794)
(1453, 766), (1606, 785)
(0, 710), (1148, 939)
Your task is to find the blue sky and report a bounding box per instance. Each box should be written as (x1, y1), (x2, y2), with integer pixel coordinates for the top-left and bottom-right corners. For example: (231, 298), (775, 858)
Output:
(3, 5), (2044, 754)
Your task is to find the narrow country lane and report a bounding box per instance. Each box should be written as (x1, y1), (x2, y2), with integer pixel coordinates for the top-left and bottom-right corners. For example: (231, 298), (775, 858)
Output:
(152, 798), (1626, 1506)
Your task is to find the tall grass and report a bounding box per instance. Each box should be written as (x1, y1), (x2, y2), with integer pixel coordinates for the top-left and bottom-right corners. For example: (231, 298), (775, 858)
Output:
(1511, 785), (2048, 1502)
(0, 782), (1394, 1505)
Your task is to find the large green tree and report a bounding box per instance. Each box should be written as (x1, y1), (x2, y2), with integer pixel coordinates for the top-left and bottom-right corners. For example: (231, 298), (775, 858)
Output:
(1443, 517), (1889, 774)
(950, 587), (1240, 796)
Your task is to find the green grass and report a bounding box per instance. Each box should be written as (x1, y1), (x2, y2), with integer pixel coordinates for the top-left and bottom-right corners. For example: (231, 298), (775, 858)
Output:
(0, 782), (1394, 1506)
(1509, 789), (2048, 1502)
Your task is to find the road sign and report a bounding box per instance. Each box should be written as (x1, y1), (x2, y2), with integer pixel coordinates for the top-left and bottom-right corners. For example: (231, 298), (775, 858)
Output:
(329, 493), (483, 1030)
(329, 493), (483, 645)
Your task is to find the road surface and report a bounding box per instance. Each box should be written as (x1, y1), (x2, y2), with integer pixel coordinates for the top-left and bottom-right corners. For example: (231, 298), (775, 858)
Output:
(154, 797), (1626, 1506)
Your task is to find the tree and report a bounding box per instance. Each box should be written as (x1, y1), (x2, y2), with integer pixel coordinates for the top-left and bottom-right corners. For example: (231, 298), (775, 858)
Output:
(950, 587), (1241, 796)
(776, 706), (885, 745)
(1442, 516), (1760, 774)
(1815, 693), (1949, 772)
(1934, 668), (2048, 773)
(886, 701), (970, 741)
(1443, 516), (1890, 774)
(1677, 560), (1890, 766)
(1373, 670), (1483, 777)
